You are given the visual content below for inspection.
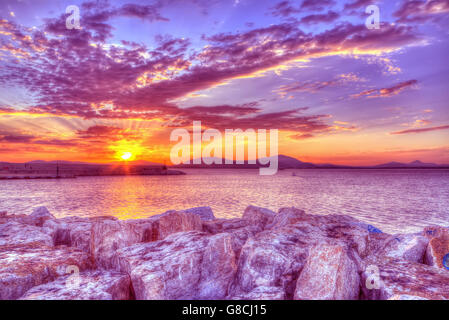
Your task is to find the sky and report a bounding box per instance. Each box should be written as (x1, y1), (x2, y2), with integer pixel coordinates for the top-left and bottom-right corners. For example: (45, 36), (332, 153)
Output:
(0, 0), (448, 165)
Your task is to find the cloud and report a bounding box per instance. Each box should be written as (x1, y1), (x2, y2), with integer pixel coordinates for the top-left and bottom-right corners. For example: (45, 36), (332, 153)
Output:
(0, 2), (425, 138)
(299, 11), (340, 24)
(301, 0), (336, 11)
(394, 0), (449, 23)
(270, 1), (301, 17)
(391, 124), (449, 135)
(275, 73), (363, 98)
(344, 0), (373, 10)
(352, 80), (418, 98)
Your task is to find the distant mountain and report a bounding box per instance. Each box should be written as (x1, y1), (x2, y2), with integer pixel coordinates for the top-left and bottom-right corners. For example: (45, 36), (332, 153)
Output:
(175, 155), (330, 169)
(374, 160), (447, 168)
(264, 155), (316, 168)
(174, 155), (449, 169)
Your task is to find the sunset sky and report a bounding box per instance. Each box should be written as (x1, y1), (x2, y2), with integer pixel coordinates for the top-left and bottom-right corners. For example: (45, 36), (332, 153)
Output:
(0, 0), (448, 165)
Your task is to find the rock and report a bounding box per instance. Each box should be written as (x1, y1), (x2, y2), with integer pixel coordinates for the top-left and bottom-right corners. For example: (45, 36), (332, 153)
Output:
(270, 208), (370, 258)
(91, 220), (142, 269)
(423, 225), (448, 239)
(424, 227), (449, 270)
(113, 231), (236, 300)
(203, 218), (260, 258)
(29, 206), (55, 226)
(388, 295), (429, 300)
(42, 216), (116, 253)
(368, 233), (429, 263)
(229, 286), (285, 300)
(367, 225), (383, 234)
(229, 225), (315, 300)
(152, 210), (203, 240)
(361, 258), (449, 300)
(294, 243), (360, 300)
(182, 207), (216, 221)
(242, 206), (275, 230)
(20, 271), (131, 300)
(0, 221), (53, 248)
(203, 218), (249, 234)
(126, 210), (204, 244)
(0, 244), (92, 300)
(267, 207), (306, 229)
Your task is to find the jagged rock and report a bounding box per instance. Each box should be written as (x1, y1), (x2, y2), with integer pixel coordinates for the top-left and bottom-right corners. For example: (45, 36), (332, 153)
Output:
(424, 227), (449, 270)
(91, 220), (142, 269)
(112, 231), (236, 300)
(361, 258), (449, 300)
(367, 233), (429, 263)
(152, 210), (203, 240)
(0, 244), (92, 300)
(294, 243), (360, 300)
(242, 206), (275, 230)
(20, 271), (131, 300)
(29, 206), (55, 226)
(182, 207), (216, 221)
(270, 208), (370, 258)
(203, 218), (260, 258)
(267, 207), (306, 229)
(43, 216), (117, 253)
(0, 221), (53, 248)
(229, 225), (315, 300)
(126, 210), (203, 243)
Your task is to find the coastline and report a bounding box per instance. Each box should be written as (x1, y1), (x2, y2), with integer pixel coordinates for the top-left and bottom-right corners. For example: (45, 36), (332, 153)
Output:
(0, 206), (448, 300)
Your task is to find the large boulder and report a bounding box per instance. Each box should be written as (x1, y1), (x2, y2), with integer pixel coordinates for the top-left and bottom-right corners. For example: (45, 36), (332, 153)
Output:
(0, 221), (53, 248)
(29, 206), (55, 227)
(361, 258), (449, 300)
(267, 207), (306, 229)
(242, 206), (275, 230)
(294, 243), (360, 300)
(112, 231), (236, 300)
(20, 271), (131, 300)
(423, 226), (449, 270)
(126, 210), (203, 243)
(203, 218), (261, 258)
(181, 207), (216, 221)
(90, 220), (142, 269)
(0, 244), (92, 300)
(228, 224), (319, 300)
(152, 210), (203, 240)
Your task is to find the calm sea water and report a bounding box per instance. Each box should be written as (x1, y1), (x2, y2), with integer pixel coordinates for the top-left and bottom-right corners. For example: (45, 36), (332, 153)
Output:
(0, 169), (448, 234)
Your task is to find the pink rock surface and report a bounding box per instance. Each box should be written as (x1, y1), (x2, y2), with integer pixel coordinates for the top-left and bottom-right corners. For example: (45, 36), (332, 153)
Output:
(361, 258), (449, 300)
(367, 233), (429, 263)
(422, 226), (449, 270)
(0, 244), (92, 300)
(294, 243), (360, 300)
(203, 218), (260, 258)
(113, 231), (236, 300)
(20, 271), (131, 300)
(242, 206), (276, 230)
(0, 221), (53, 248)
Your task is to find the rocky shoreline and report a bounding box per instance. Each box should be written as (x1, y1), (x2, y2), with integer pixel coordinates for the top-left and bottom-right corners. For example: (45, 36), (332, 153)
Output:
(0, 206), (448, 300)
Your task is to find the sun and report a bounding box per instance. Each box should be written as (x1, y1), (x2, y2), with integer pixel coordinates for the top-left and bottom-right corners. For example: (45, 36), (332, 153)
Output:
(121, 152), (132, 161)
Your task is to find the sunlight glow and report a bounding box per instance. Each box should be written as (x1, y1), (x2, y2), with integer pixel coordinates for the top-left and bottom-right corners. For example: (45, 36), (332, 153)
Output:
(121, 152), (132, 161)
